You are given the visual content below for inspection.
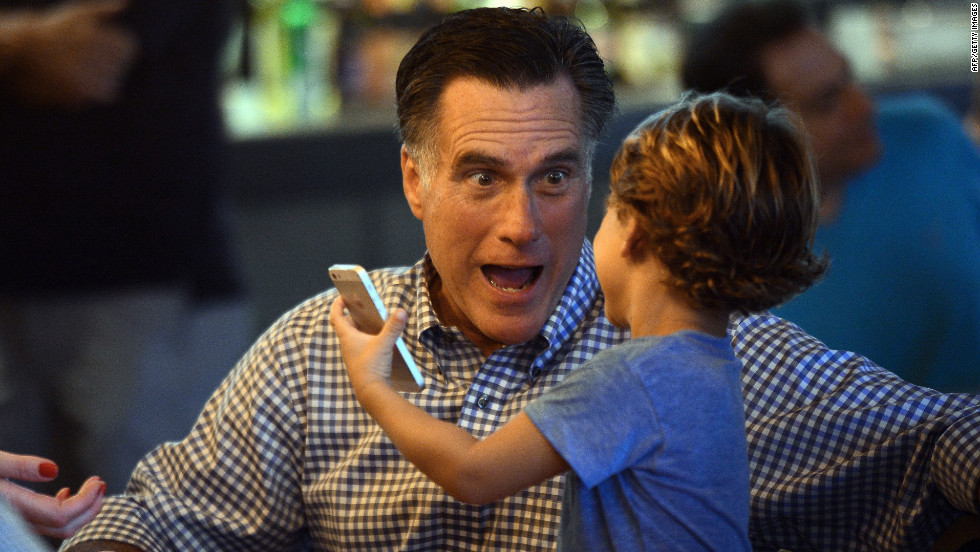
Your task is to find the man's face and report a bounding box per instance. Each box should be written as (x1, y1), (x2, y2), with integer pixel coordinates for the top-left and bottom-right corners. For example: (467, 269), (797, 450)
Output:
(761, 28), (881, 186)
(402, 76), (591, 356)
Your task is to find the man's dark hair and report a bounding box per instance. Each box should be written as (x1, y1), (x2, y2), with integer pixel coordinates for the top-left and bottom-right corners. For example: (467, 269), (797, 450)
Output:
(680, 0), (811, 100)
(395, 7), (615, 163)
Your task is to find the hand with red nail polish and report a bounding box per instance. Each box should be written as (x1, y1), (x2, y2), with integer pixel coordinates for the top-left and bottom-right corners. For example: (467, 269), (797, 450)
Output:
(0, 450), (105, 539)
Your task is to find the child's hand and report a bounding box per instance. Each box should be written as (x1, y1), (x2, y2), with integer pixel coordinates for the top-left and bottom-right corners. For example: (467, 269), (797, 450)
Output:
(329, 296), (409, 399)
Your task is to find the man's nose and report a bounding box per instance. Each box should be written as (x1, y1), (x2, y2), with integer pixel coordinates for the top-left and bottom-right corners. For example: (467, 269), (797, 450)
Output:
(497, 186), (542, 245)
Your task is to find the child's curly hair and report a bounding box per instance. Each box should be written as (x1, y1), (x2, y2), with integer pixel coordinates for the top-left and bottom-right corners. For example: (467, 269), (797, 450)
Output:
(608, 91), (828, 314)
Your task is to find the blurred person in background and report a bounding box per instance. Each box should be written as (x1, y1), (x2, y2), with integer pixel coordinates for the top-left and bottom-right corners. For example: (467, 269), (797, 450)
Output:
(965, 74), (980, 149)
(0, 0), (253, 494)
(682, 0), (980, 393)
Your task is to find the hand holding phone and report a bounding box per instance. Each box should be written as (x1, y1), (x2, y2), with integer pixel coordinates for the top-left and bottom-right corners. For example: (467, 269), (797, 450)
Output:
(329, 264), (425, 392)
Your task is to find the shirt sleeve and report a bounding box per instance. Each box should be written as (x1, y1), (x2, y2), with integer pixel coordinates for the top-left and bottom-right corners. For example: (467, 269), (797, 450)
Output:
(932, 407), (980, 513)
(731, 312), (980, 551)
(62, 317), (311, 551)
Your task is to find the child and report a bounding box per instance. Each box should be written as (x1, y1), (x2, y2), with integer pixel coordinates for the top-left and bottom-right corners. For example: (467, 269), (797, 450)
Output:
(329, 91), (827, 550)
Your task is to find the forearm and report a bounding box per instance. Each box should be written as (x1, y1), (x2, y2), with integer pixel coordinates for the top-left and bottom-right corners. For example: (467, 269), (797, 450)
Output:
(355, 383), (491, 503)
(355, 382), (567, 504)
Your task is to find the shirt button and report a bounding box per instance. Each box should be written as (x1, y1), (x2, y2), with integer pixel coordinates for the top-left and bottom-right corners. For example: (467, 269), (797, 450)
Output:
(477, 395), (489, 409)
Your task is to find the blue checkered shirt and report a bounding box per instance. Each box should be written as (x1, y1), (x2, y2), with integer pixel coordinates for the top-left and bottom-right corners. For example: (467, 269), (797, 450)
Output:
(63, 244), (980, 551)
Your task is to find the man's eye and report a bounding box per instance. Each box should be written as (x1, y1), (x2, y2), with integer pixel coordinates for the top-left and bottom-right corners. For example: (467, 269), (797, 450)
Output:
(470, 172), (494, 187)
(543, 171), (572, 190)
(545, 171), (566, 185)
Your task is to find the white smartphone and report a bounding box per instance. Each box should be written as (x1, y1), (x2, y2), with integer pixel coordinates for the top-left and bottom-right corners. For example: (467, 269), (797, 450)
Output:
(329, 264), (425, 392)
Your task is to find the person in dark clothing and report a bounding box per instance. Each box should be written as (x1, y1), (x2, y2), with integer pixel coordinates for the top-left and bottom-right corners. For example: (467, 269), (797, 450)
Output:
(0, 0), (252, 494)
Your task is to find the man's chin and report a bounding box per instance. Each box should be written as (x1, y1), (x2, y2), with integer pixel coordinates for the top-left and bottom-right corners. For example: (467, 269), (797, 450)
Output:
(491, 325), (547, 348)
(479, 313), (551, 348)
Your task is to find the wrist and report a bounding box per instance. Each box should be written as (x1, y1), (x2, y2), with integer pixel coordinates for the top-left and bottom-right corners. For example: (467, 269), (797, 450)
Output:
(351, 377), (394, 414)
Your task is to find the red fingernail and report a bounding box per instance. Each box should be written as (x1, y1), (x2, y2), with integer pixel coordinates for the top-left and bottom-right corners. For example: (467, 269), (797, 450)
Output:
(38, 461), (58, 478)
(99, 482), (107, 496)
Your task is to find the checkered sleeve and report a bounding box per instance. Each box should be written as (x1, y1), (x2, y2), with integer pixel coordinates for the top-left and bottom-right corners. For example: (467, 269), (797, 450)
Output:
(62, 300), (318, 551)
(731, 312), (980, 552)
(932, 406), (980, 514)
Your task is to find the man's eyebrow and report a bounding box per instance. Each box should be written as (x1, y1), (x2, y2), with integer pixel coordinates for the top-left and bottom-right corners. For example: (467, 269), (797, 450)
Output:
(451, 151), (507, 173)
(541, 148), (584, 167)
(450, 147), (585, 174)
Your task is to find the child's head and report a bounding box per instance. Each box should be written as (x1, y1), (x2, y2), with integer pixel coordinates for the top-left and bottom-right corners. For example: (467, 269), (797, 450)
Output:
(606, 91), (828, 315)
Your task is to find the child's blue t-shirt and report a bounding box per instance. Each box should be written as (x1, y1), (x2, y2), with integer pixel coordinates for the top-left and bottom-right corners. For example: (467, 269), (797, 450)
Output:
(525, 331), (751, 551)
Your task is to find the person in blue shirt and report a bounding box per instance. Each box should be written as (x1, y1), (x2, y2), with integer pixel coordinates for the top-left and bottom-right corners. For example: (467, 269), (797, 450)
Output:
(682, 0), (980, 393)
(332, 91), (828, 550)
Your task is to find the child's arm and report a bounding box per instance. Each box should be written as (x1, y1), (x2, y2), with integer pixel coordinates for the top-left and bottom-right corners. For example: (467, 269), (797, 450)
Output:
(329, 298), (570, 504)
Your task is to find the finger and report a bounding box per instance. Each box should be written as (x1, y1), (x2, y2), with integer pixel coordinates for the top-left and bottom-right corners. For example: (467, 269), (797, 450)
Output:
(30, 491), (103, 540)
(329, 297), (354, 335)
(0, 451), (59, 482)
(19, 477), (105, 539)
(1, 478), (63, 523)
(50, 477), (104, 522)
(61, 476), (105, 514)
(380, 308), (408, 344)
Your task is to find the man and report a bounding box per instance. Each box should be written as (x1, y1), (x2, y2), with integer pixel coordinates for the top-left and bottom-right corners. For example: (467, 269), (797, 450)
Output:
(682, 0), (980, 393)
(63, 7), (979, 552)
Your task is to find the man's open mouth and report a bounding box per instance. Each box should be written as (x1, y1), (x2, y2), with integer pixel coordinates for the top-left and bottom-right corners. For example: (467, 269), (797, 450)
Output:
(482, 265), (543, 292)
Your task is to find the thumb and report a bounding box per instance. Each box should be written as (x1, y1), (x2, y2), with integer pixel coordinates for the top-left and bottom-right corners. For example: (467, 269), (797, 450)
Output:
(379, 309), (408, 345)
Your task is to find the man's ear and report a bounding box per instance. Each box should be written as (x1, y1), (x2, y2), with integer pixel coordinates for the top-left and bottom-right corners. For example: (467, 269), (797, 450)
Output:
(401, 146), (424, 220)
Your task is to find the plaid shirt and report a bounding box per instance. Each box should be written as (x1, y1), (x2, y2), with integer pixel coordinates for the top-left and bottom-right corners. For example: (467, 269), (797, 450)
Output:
(64, 244), (980, 552)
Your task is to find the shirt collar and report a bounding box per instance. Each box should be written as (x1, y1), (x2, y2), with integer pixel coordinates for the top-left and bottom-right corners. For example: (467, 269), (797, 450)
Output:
(412, 255), (444, 340)
(531, 240), (600, 379)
